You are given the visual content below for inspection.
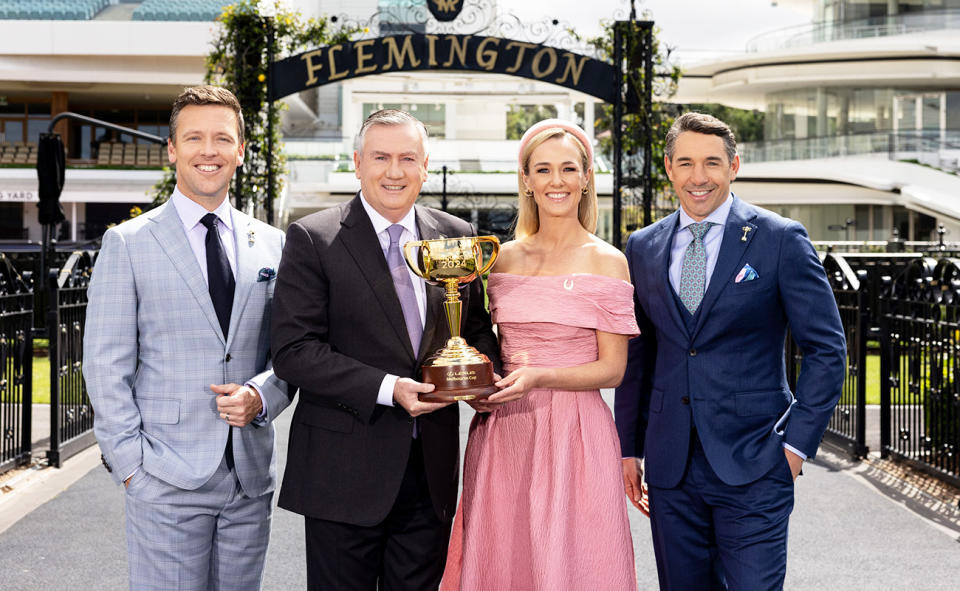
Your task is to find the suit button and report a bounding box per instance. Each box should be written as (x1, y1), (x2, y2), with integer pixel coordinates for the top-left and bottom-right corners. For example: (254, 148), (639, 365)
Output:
(225, 353), (232, 362)
(681, 396), (690, 405)
(689, 349), (696, 357)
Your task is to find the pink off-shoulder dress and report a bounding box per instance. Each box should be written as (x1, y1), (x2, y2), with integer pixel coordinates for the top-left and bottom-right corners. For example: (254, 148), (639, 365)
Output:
(441, 273), (640, 591)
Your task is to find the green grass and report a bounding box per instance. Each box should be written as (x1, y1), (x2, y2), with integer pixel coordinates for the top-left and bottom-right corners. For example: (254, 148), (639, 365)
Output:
(865, 353), (879, 405)
(32, 355), (50, 404)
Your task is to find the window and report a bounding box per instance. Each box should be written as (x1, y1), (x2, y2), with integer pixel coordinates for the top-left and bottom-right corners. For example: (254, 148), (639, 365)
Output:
(362, 103), (446, 139)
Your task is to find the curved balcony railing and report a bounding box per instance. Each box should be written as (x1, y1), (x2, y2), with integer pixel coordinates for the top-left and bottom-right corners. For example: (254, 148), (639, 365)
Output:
(739, 130), (960, 170)
(746, 9), (960, 53)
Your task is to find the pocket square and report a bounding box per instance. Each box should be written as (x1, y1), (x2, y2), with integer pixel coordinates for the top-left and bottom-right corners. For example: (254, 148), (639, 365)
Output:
(257, 267), (276, 282)
(735, 264), (759, 283)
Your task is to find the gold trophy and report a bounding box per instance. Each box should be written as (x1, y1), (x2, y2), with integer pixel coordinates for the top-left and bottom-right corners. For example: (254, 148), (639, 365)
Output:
(403, 236), (500, 402)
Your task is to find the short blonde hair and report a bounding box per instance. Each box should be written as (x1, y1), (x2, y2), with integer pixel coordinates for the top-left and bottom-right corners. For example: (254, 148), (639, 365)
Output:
(515, 128), (597, 239)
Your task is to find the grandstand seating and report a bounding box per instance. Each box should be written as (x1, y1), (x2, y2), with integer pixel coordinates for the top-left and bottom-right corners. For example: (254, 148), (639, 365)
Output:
(132, 0), (231, 21)
(95, 142), (165, 168)
(0, 140), (162, 168)
(0, 0), (110, 20)
(0, 141), (37, 165)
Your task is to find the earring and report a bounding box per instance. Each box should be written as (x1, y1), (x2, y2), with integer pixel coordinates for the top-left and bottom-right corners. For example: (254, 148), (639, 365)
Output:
(582, 187), (588, 194)
(524, 189), (534, 198)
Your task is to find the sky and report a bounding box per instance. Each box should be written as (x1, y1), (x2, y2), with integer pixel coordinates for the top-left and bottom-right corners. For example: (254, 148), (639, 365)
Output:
(499, 0), (813, 63)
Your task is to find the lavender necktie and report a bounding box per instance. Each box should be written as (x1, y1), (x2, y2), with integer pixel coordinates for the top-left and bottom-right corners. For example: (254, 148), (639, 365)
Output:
(386, 224), (422, 354)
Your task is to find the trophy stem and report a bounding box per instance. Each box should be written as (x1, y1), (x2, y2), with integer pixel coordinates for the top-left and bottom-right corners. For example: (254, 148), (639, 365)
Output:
(443, 280), (462, 339)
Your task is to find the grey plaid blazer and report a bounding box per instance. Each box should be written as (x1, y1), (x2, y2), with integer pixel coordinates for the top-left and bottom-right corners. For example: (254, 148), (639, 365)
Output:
(83, 200), (290, 497)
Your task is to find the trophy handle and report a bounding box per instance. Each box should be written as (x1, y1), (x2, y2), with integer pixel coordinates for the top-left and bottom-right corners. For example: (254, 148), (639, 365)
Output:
(475, 236), (500, 276)
(402, 240), (430, 279)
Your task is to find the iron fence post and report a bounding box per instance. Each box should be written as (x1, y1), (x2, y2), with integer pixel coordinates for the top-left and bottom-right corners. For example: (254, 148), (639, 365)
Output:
(855, 270), (868, 455)
(612, 21), (623, 250)
(46, 266), (61, 467)
(878, 276), (892, 458)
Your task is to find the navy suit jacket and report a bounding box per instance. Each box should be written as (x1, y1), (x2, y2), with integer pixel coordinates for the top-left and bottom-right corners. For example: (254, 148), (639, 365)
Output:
(615, 196), (846, 488)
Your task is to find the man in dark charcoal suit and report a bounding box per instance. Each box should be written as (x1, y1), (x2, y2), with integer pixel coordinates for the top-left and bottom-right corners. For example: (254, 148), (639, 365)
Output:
(271, 109), (499, 590)
(615, 112), (847, 590)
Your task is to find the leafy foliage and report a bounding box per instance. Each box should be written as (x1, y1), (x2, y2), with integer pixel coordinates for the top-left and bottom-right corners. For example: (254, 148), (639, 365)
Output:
(584, 18), (682, 224)
(150, 0), (356, 217)
(682, 103), (765, 144)
(506, 104), (558, 140)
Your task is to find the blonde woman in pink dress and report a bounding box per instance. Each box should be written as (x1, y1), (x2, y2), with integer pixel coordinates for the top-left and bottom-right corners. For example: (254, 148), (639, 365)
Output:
(441, 120), (639, 590)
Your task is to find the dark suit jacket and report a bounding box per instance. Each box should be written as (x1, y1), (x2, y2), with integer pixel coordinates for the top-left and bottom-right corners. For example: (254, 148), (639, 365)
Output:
(271, 195), (499, 526)
(615, 196), (846, 488)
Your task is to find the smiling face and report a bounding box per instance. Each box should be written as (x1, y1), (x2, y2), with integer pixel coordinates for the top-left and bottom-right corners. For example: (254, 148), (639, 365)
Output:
(353, 122), (429, 223)
(167, 104), (244, 210)
(521, 135), (589, 223)
(665, 131), (739, 221)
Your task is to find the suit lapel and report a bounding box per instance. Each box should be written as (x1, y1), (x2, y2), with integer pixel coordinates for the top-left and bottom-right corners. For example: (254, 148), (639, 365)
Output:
(414, 205), (447, 363)
(226, 209), (258, 348)
(147, 201), (225, 344)
(691, 197), (758, 341)
(650, 212), (687, 336)
(338, 195), (417, 361)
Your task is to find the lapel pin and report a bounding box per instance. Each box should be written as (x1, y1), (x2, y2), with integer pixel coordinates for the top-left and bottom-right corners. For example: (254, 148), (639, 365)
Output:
(247, 229), (256, 245)
(741, 226), (752, 242)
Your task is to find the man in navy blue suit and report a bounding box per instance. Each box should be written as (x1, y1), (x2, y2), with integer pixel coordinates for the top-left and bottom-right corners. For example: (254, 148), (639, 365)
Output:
(615, 112), (846, 590)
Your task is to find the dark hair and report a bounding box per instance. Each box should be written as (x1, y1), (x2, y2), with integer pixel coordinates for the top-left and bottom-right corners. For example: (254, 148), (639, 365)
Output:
(664, 112), (736, 163)
(169, 85), (244, 144)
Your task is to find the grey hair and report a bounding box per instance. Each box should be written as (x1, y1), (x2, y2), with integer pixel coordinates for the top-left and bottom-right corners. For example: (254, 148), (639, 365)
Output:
(354, 109), (429, 155)
(664, 112), (737, 163)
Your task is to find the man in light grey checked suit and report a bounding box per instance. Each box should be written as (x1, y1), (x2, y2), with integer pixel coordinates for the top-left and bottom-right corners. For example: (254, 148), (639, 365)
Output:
(84, 85), (290, 590)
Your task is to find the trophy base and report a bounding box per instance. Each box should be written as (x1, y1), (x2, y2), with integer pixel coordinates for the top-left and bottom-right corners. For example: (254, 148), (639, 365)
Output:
(419, 361), (498, 402)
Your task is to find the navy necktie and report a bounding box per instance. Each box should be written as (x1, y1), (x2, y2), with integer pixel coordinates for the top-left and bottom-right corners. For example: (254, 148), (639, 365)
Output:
(200, 213), (235, 339)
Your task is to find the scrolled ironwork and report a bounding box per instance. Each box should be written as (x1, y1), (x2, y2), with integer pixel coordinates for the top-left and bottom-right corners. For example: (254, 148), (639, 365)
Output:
(331, 0), (594, 54)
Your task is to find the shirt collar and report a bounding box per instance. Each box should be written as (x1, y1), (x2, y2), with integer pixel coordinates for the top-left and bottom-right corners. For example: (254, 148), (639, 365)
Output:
(359, 191), (417, 237)
(678, 193), (733, 231)
(170, 186), (234, 232)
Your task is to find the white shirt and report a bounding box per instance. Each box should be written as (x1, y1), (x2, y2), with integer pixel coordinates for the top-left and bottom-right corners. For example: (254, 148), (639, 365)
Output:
(668, 194), (732, 296)
(170, 187), (238, 284)
(358, 192), (427, 408)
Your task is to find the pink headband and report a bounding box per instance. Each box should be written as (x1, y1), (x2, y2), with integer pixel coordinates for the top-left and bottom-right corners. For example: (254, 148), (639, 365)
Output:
(517, 118), (594, 171)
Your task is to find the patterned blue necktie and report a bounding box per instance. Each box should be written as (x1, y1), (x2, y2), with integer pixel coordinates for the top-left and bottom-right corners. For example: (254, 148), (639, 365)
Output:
(678, 222), (713, 314)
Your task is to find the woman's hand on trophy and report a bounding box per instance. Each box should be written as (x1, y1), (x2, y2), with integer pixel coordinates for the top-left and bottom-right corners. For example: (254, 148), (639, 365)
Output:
(488, 367), (548, 403)
(465, 374), (505, 413)
(393, 377), (453, 416)
(465, 399), (501, 413)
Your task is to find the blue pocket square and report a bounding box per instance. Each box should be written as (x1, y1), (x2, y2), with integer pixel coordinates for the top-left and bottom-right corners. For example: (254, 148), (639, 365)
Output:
(257, 267), (276, 282)
(735, 264), (759, 283)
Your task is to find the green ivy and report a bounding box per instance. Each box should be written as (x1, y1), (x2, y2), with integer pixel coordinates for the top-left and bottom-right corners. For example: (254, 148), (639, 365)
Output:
(583, 18), (682, 224)
(150, 0), (357, 218)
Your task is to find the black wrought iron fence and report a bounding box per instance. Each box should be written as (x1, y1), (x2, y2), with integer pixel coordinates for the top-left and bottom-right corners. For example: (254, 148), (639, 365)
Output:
(0, 242), (98, 337)
(46, 250), (96, 467)
(820, 255), (869, 458)
(879, 257), (960, 488)
(0, 253), (33, 474)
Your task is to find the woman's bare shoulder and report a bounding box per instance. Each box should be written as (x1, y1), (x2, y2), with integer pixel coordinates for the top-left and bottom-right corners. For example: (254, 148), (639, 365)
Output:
(491, 238), (528, 274)
(583, 236), (629, 281)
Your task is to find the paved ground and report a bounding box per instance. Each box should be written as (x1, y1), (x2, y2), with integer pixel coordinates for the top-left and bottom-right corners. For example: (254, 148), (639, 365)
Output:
(2, 393), (959, 590)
